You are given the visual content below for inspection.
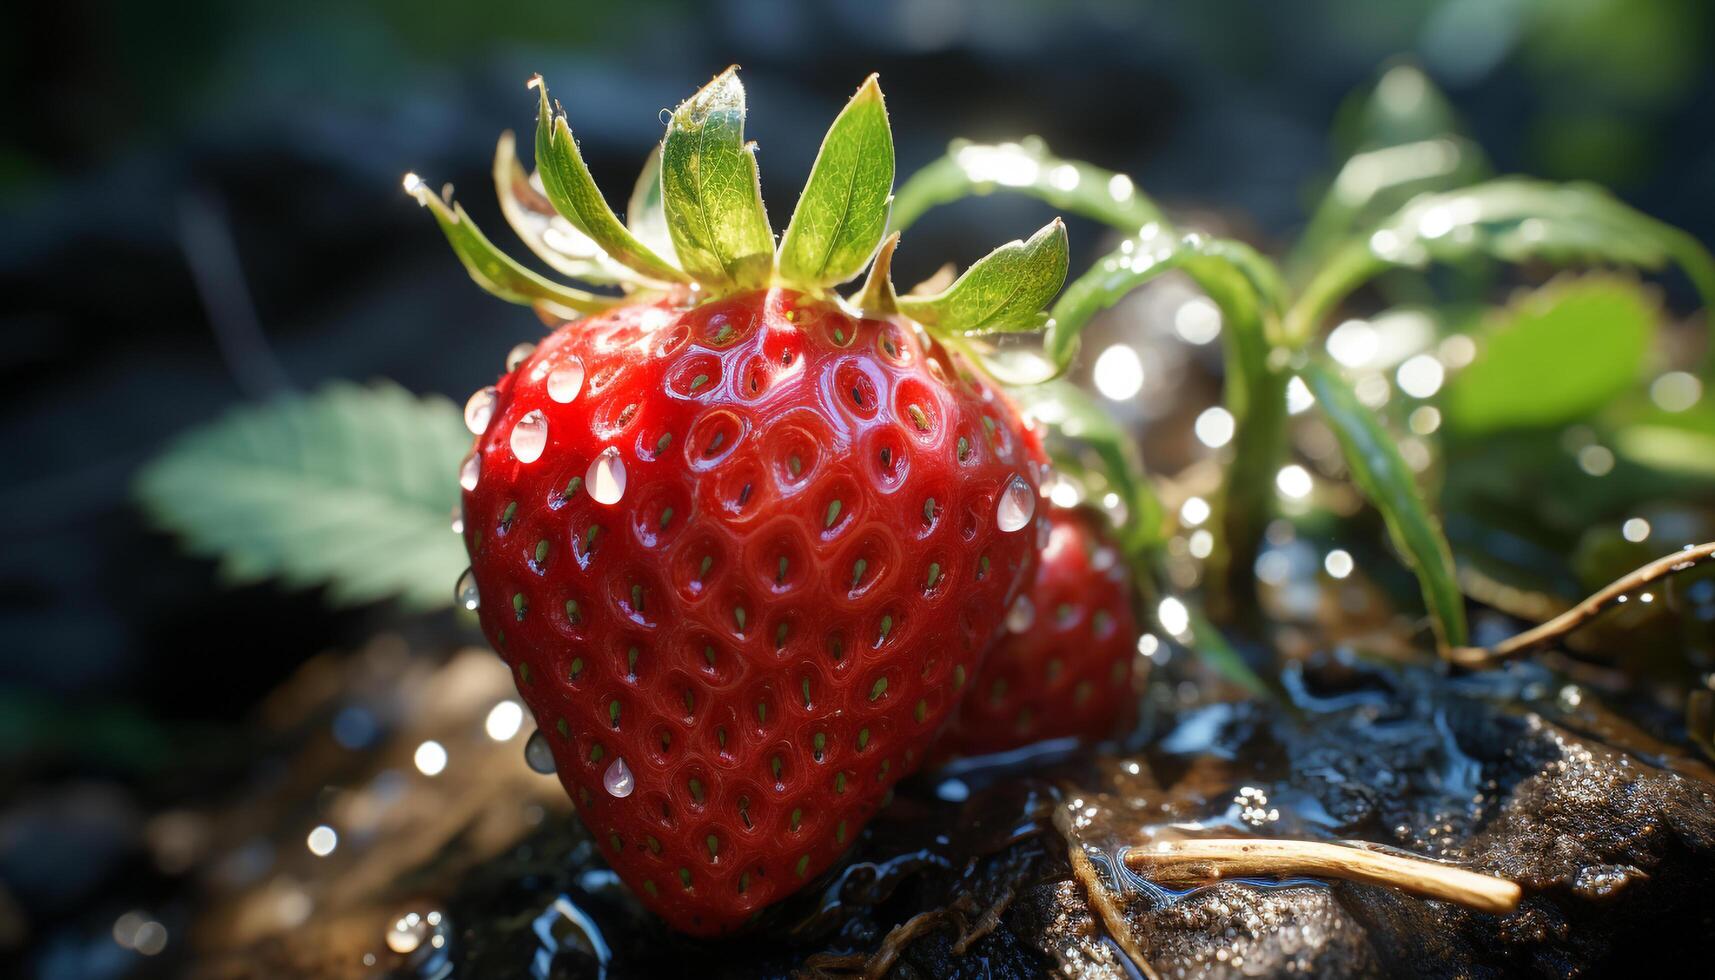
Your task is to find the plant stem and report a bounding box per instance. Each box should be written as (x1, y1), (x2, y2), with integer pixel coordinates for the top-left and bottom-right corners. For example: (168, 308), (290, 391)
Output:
(1448, 541), (1715, 668)
(1124, 838), (1521, 915)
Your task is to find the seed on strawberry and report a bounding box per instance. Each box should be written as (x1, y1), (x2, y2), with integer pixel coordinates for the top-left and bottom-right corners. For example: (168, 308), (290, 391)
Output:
(409, 67), (1069, 935)
(942, 506), (1141, 757)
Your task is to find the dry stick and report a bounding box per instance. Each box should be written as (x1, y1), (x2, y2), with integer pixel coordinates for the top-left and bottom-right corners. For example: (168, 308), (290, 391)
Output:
(1124, 839), (1521, 915)
(1447, 541), (1715, 669)
(1055, 805), (1165, 980)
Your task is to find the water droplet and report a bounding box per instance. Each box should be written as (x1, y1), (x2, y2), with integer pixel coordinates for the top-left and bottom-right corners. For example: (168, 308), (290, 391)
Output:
(506, 342), (536, 372)
(1007, 595), (1035, 633)
(587, 447), (627, 505)
(511, 410), (548, 463)
(455, 568), (479, 611)
(603, 757), (635, 797)
(448, 504), (464, 535)
(459, 452), (481, 491)
(996, 474), (1035, 532)
(386, 912), (429, 954)
(524, 730), (556, 774)
(548, 359), (585, 403)
(464, 386), (498, 434)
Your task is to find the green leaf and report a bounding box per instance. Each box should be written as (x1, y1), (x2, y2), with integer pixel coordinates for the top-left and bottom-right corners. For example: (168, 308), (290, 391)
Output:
(1287, 179), (1715, 354)
(135, 382), (470, 611)
(404, 173), (623, 317)
(1302, 360), (1468, 648)
(897, 219), (1068, 335)
(1008, 379), (1166, 554)
(493, 131), (637, 286)
(660, 67), (776, 290)
(891, 137), (1165, 234)
(1333, 63), (1464, 157)
(1443, 276), (1656, 436)
(1045, 227), (1285, 375)
(1291, 136), (1489, 279)
(777, 74), (894, 289)
(625, 143), (675, 263)
(531, 77), (688, 285)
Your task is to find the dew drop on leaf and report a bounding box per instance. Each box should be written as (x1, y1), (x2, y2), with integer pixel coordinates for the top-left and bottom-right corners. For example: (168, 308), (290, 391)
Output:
(511, 410), (548, 463)
(524, 730), (556, 774)
(603, 757), (635, 798)
(455, 567), (480, 611)
(459, 452), (482, 491)
(587, 447), (627, 505)
(996, 474), (1035, 532)
(548, 359), (585, 404)
(464, 386), (497, 434)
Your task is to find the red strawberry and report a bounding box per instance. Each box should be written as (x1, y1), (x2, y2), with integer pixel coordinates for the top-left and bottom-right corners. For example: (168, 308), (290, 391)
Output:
(416, 68), (1069, 934)
(458, 290), (1045, 932)
(942, 506), (1140, 756)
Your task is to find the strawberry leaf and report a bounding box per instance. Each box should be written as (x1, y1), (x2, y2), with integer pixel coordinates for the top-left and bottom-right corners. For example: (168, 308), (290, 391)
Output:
(493, 131), (637, 286)
(1302, 360), (1468, 649)
(778, 75), (894, 289)
(891, 137), (1165, 234)
(404, 173), (624, 317)
(531, 77), (688, 285)
(625, 143), (676, 264)
(1444, 276), (1657, 436)
(660, 67), (776, 291)
(1289, 179), (1715, 361)
(135, 382), (470, 611)
(897, 219), (1068, 335)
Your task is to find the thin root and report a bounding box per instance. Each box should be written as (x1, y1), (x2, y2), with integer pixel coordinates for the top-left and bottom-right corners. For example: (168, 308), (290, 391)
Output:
(1124, 838), (1521, 915)
(1448, 541), (1715, 669)
(1055, 804), (1163, 980)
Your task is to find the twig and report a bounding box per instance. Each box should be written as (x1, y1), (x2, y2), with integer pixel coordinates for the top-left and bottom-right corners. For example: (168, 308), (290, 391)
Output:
(1448, 541), (1715, 669)
(1123, 838), (1520, 915)
(1055, 805), (1163, 980)
(951, 882), (1015, 955)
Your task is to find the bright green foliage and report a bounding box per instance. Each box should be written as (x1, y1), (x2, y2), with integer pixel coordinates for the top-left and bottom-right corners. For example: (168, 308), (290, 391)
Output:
(493, 131), (635, 285)
(897, 219), (1069, 334)
(891, 137), (1166, 234)
(660, 67), (776, 290)
(135, 382), (469, 610)
(532, 77), (687, 285)
(625, 144), (674, 262)
(1303, 361), (1468, 648)
(777, 75), (894, 287)
(1444, 276), (1657, 436)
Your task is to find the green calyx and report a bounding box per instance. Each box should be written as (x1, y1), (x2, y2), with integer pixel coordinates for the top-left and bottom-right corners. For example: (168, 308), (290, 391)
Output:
(406, 67), (1069, 338)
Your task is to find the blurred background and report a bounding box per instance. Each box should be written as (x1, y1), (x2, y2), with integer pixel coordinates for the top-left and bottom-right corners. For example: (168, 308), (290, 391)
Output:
(2, 0), (1713, 975)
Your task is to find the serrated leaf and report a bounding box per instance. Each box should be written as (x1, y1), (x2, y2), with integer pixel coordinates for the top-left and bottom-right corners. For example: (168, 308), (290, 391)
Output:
(891, 137), (1166, 234)
(660, 67), (775, 290)
(493, 131), (636, 286)
(1289, 178), (1715, 351)
(1303, 360), (1468, 649)
(777, 74), (894, 289)
(531, 77), (688, 285)
(625, 143), (675, 262)
(1008, 379), (1165, 554)
(897, 219), (1068, 335)
(1443, 276), (1656, 436)
(135, 382), (470, 611)
(404, 174), (623, 317)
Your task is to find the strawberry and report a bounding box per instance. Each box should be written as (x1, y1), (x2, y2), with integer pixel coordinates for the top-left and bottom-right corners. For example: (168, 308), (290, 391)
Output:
(410, 69), (1069, 934)
(943, 506), (1140, 757)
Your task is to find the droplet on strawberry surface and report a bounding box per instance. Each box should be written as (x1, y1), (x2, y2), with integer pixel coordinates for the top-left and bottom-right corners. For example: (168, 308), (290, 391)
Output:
(506, 342), (536, 372)
(455, 567), (480, 611)
(587, 446), (626, 504)
(464, 386), (498, 434)
(996, 473), (1036, 532)
(511, 410), (548, 463)
(603, 757), (635, 797)
(547, 359), (585, 403)
(524, 730), (556, 774)
(1006, 594), (1035, 633)
(459, 452), (481, 491)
